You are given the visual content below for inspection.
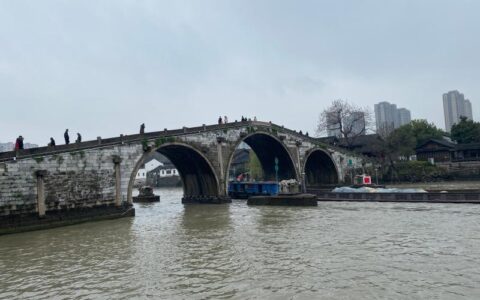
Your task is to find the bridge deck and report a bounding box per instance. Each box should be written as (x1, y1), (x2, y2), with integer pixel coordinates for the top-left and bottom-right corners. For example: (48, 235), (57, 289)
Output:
(0, 121), (318, 162)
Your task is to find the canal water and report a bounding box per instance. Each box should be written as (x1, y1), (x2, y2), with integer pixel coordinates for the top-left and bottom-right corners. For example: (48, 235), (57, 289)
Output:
(1, 188), (480, 299)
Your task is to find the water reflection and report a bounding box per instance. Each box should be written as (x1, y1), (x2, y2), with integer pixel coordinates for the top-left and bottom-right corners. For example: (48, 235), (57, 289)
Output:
(180, 203), (232, 233)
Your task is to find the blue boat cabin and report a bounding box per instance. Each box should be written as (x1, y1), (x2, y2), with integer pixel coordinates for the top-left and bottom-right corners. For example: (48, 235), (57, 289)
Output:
(228, 181), (279, 199)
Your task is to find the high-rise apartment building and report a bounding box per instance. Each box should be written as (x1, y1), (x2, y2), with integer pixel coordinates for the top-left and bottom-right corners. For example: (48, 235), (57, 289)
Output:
(465, 99), (473, 120)
(396, 108), (412, 128)
(374, 101), (411, 136)
(443, 90), (473, 132)
(326, 111), (341, 137)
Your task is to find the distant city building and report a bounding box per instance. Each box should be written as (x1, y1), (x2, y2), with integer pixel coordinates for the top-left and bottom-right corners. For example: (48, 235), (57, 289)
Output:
(326, 112), (341, 137)
(348, 111), (366, 136)
(396, 108), (412, 128)
(327, 111), (366, 138)
(443, 90), (474, 132)
(465, 99), (473, 120)
(374, 101), (411, 136)
(0, 142), (38, 152)
(0, 143), (14, 153)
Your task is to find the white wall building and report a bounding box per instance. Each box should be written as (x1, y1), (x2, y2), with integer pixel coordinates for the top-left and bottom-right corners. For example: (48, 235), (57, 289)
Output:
(135, 158), (179, 181)
(136, 158), (163, 180)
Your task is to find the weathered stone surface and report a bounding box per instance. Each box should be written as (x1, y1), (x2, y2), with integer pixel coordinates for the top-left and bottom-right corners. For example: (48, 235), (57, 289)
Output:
(0, 121), (364, 232)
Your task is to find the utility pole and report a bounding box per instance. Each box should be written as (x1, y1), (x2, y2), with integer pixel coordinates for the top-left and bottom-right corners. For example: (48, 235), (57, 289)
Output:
(274, 157), (279, 183)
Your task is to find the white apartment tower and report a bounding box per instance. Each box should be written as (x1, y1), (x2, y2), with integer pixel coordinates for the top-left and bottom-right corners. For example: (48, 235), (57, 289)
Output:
(443, 90), (473, 132)
(397, 108), (412, 127)
(374, 101), (411, 136)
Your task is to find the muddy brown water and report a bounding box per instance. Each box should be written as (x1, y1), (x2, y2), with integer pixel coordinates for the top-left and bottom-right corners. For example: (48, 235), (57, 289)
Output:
(1, 188), (480, 299)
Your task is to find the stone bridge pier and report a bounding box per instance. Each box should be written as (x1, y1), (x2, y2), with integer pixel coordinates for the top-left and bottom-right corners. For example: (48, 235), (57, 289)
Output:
(0, 121), (365, 234)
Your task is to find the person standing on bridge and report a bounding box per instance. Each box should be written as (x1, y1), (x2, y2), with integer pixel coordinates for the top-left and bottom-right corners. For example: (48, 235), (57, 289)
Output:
(218, 116), (223, 124)
(76, 133), (82, 143)
(224, 116), (228, 124)
(140, 123), (145, 134)
(64, 129), (70, 145)
(49, 137), (56, 147)
(14, 136), (24, 150)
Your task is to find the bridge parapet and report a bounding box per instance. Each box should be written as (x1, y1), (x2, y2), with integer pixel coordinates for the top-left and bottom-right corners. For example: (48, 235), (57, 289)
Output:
(0, 120), (367, 234)
(0, 121), (325, 162)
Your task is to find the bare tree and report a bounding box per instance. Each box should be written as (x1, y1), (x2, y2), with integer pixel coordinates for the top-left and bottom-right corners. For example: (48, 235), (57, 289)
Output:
(376, 123), (395, 139)
(317, 99), (373, 147)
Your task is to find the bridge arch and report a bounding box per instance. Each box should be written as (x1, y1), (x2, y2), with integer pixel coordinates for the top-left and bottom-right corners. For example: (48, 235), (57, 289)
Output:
(226, 132), (299, 186)
(127, 142), (222, 203)
(303, 148), (339, 188)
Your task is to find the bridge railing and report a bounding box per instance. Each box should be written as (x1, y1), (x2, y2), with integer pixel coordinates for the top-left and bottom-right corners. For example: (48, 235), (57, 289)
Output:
(0, 120), (337, 162)
(0, 121), (265, 161)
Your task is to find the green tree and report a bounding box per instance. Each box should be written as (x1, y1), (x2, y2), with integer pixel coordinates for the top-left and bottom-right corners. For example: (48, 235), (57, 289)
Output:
(408, 119), (444, 147)
(377, 120), (444, 182)
(384, 119), (443, 155)
(386, 126), (417, 157)
(248, 151), (264, 181)
(451, 117), (480, 144)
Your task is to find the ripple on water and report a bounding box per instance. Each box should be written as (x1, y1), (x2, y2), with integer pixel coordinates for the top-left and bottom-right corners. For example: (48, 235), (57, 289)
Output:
(1, 188), (480, 299)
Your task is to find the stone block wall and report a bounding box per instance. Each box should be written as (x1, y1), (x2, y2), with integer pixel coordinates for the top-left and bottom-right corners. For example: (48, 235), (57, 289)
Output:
(1, 122), (361, 221)
(0, 160), (38, 217)
(0, 145), (143, 218)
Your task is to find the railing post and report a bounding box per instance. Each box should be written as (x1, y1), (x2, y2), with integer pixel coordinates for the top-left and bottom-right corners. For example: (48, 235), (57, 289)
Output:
(217, 137), (225, 195)
(35, 170), (47, 218)
(113, 156), (123, 206)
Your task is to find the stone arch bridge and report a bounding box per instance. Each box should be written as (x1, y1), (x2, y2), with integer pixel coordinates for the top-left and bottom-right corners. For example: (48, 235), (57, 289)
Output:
(0, 121), (365, 229)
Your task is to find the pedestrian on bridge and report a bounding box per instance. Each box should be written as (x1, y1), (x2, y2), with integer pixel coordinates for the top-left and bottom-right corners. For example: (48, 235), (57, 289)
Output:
(14, 136), (24, 150)
(140, 123), (145, 134)
(224, 116), (228, 124)
(218, 116), (223, 124)
(49, 137), (56, 147)
(76, 133), (82, 143)
(64, 129), (70, 145)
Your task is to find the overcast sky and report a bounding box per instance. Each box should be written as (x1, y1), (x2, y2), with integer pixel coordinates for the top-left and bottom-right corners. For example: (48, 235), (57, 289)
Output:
(1, 0), (479, 145)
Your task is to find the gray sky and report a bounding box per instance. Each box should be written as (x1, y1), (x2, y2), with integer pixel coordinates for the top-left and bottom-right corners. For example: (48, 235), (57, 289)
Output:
(1, 0), (479, 145)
